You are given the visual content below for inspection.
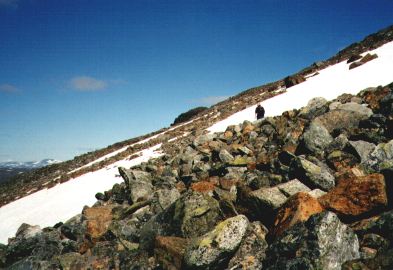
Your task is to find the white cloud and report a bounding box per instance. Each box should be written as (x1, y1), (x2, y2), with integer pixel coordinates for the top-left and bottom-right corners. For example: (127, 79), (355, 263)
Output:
(0, 84), (18, 93)
(0, 0), (19, 8)
(192, 95), (230, 106)
(70, 76), (107, 91)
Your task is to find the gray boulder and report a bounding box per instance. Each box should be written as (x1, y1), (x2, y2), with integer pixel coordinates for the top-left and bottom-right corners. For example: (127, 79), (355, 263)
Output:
(298, 97), (328, 119)
(266, 211), (360, 270)
(228, 221), (269, 270)
(290, 157), (335, 191)
(249, 186), (288, 211)
(140, 191), (221, 251)
(302, 121), (333, 154)
(335, 102), (373, 117)
(314, 107), (372, 133)
(6, 226), (62, 267)
(118, 168), (153, 203)
(349, 140), (376, 163)
(184, 215), (249, 269)
(362, 139), (393, 172)
(277, 179), (311, 197)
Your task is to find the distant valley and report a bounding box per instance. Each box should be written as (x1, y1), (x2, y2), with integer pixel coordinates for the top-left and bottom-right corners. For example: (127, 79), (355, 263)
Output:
(0, 159), (60, 184)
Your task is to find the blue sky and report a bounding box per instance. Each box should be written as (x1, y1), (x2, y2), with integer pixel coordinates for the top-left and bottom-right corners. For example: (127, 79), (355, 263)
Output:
(0, 0), (392, 162)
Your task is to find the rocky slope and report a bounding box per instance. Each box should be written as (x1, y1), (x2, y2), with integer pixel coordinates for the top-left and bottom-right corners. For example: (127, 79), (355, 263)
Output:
(1, 82), (393, 269)
(1, 25), (393, 209)
(1, 25), (393, 269)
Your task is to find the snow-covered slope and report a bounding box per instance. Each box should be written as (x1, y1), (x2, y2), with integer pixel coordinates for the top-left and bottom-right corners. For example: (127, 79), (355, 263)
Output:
(0, 145), (162, 244)
(0, 41), (392, 244)
(208, 41), (393, 132)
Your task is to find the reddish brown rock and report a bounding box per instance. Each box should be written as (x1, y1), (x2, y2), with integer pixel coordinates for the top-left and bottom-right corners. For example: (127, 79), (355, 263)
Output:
(191, 181), (216, 193)
(335, 167), (365, 184)
(362, 86), (390, 111)
(272, 192), (324, 236)
(319, 173), (387, 218)
(83, 205), (113, 241)
(155, 236), (188, 270)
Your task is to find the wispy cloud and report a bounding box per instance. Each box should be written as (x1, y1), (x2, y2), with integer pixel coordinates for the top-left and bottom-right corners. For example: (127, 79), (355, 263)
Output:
(191, 96), (230, 106)
(0, 0), (19, 8)
(0, 84), (19, 93)
(69, 76), (108, 91)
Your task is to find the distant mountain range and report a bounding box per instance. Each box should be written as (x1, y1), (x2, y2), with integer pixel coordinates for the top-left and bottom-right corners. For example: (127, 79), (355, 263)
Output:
(0, 159), (60, 184)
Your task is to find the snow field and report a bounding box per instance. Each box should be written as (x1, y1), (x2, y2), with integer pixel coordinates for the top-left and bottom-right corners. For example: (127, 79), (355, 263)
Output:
(0, 144), (162, 244)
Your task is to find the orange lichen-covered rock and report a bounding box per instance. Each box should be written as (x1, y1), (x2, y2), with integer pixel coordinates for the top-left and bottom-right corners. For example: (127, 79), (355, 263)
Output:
(272, 192), (324, 236)
(191, 181), (216, 193)
(319, 173), (387, 218)
(83, 205), (113, 241)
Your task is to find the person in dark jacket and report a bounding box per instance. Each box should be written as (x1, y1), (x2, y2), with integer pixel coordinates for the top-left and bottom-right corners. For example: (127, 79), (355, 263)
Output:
(255, 104), (265, 120)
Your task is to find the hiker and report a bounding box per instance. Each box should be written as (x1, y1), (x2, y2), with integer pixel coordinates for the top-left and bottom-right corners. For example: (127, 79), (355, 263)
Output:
(255, 104), (265, 120)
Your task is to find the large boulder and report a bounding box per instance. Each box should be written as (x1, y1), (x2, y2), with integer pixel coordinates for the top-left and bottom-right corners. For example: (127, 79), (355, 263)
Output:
(351, 209), (393, 244)
(290, 156), (335, 191)
(272, 192), (324, 236)
(118, 168), (153, 203)
(227, 221), (269, 270)
(362, 139), (393, 172)
(314, 106), (372, 133)
(248, 186), (288, 215)
(319, 174), (387, 219)
(276, 179), (311, 197)
(349, 140), (376, 163)
(266, 211), (360, 270)
(298, 97), (328, 120)
(342, 249), (393, 270)
(5, 225), (62, 267)
(301, 121), (333, 154)
(82, 205), (113, 241)
(184, 215), (249, 269)
(140, 191), (221, 251)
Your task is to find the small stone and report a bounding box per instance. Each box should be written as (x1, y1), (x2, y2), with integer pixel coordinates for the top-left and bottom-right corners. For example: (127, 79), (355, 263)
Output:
(219, 149), (234, 163)
(191, 181), (216, 194)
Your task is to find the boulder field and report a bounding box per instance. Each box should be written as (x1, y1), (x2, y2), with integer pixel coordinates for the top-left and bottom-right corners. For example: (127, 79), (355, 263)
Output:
(2, 84), (393, 269)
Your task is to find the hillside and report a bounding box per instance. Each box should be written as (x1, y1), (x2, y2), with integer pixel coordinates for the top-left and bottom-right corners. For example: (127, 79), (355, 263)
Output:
(1, 25), (393, 269)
